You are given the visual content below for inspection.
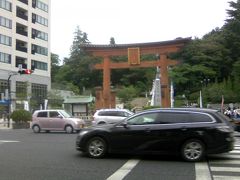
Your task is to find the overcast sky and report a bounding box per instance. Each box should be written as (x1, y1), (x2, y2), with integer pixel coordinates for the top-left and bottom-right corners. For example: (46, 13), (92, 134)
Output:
(50, 0), (234, 60)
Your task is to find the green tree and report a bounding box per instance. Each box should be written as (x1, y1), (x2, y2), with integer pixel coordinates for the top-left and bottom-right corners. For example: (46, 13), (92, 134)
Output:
(117, 86), (138, 108)
(51, 53), (61, 83)
(62, 26), (102, 93)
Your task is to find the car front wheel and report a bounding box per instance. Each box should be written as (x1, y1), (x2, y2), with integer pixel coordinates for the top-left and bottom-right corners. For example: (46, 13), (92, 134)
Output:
(86, 137), (107, 158)
(181, 139), (205, 162)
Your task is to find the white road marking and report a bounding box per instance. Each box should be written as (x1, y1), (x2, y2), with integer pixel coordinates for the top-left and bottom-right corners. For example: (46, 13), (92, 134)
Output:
(0, 140), (20, 143)
(211, 159), (240, 164)
(195, 162), (212, 180)
(230, 150), (240, 153)
(213, 175), (240, 180)
(106, 159), (140, 180)
(211, 166), (240, 172)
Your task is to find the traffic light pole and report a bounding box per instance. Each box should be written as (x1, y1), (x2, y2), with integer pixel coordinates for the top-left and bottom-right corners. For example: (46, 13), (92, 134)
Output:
(7, 72), (18, 128)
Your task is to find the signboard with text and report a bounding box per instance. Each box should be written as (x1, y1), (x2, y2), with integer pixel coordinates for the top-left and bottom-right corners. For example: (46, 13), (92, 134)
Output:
(128, 47), (140, 65)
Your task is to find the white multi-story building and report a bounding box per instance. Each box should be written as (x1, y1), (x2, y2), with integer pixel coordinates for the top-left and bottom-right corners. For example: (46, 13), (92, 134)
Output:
(0, 0), (51, 111)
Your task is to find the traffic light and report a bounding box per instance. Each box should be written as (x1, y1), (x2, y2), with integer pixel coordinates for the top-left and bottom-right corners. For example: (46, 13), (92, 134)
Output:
(18, 69), (33, 75)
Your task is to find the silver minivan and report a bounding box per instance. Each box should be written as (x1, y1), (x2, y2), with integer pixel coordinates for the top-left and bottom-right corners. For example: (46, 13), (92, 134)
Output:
(92, 109), (134, 125)
(31, 109), (85, 133)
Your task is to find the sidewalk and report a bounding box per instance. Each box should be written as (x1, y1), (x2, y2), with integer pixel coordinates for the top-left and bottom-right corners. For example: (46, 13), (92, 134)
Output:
(0, 119), (12, 129)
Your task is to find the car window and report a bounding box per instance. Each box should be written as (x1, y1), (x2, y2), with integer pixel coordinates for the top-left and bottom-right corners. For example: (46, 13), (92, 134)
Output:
(59, 110), (71, 118)
(49, 111), (60, 118)
(156, 112), (190, 124)
(115, 111), (126, 117)
(98, 111), (108, 116)
(190, 113), (213, 122)
(128, 113), (158, 125)
(124, 112), (132, 117)
(155, 112), (213, 124)
(37, 111), (48, 117)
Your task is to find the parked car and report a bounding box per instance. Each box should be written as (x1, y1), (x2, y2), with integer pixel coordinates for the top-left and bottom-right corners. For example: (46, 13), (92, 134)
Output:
(92, 108), (134, 125)
(31, 109), (85, 133)
(76, 108), (235, 162)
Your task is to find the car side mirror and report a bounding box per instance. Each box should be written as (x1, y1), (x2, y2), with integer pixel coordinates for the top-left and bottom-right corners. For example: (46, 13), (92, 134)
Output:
(57, 115), (62, 118)
(122, 122), (128, 128)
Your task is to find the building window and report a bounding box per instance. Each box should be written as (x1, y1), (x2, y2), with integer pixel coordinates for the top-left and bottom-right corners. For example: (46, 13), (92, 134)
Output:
(0, 16), (12, 29)
(16, 6), (28, 21)
(16, 56), (27, 69)
(31, 83), (47, 104)
(0, 0), (12, 11)
(16, 81), (27, 99)
(36, 0), (48, 12)
(18, 0), (28, 5)
(0, 52), (11, 64)
(0, 79), (8, 94)
(32, 13), (48, 26)
(32, 60), (48, 71)
(16, 23), (28, 36)
(32, 28), (48, 41)
(16, 40), (28, 53)
(31, 44), (48, 56)
(0, 34), (11, 46)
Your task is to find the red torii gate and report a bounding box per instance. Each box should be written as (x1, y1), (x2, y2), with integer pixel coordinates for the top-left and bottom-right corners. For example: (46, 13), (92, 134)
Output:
(81, 38), (191, 109)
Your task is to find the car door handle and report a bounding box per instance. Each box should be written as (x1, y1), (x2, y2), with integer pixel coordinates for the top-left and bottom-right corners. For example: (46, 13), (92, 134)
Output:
(181, 127), (187, 131)
(145, 128), (151, 133)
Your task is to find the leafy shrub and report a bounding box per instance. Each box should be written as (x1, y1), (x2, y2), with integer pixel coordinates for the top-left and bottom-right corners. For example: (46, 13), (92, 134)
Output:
(10, 109), (32, 123)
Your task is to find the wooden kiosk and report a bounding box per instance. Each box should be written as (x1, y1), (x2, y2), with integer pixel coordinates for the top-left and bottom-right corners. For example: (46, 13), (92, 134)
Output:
(81, 38), (191, 109)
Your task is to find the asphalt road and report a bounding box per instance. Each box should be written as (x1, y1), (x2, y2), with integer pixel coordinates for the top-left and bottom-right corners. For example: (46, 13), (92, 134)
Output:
(0, 129), (239, 180)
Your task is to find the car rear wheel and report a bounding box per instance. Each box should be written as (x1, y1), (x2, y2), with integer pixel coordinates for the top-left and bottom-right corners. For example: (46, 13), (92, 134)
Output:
(32, 125), (41, 133)
(98, 121), (106, 125)
(86, 137), (107, 158)
(181, 139), (205, 162)
(65, 125), (73, 134)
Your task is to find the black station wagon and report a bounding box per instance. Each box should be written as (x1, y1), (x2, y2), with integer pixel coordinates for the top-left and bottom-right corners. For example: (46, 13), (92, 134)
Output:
(76, 108), (235, 161)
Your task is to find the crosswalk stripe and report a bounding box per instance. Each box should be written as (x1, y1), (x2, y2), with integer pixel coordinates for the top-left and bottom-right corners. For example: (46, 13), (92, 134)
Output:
(213, 175), (240, 180)
(230, 150), (240, 153)
(211, 166), (240, 172)
(106, 159), (140, 180)
(195, 162), (211, 180)
(212, 154), (240, 159)
(210, 159), (240, 164)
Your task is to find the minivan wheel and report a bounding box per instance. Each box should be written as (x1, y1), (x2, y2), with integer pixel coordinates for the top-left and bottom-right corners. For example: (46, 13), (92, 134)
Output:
(32, 125), (41, 133)
(86, 137), (107, 158)
(65, 125), (73, 134)
(181, 139), (205, 162)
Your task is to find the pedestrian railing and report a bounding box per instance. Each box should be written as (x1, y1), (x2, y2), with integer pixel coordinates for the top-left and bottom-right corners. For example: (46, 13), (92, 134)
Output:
(77, 116), (93, 127)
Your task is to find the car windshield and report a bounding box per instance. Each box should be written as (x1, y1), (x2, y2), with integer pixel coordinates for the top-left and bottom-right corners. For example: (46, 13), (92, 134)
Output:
(59, 110), (72, 118)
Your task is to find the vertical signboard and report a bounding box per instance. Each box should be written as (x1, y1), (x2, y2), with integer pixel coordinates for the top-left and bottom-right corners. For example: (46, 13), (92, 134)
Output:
(128, 48), (140, 65)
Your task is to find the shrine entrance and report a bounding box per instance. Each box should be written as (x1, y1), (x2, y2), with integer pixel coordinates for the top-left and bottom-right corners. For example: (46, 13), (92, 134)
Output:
(81, 38), (191, 109)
